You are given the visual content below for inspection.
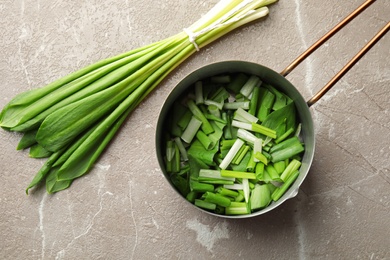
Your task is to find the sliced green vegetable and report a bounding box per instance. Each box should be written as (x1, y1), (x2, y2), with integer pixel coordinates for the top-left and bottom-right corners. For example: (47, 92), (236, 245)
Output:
(240, 75), (262, 98)
(250, 184), (272, 211)
(17, 129), (38, 150)
(274, 127), (294, 144)
(223, 100), (251, 110)
(271, 170), (299, 201)
(171, 173), (190, 196)
(195, 199), (216, 211)
(177, 108), (192, 131)
(195, 81), (204, 105)
(215, 187), (239, 198)
(257, 89), (275, 122)
(219, 138), (244, 170)
(265, 164), (282, 182)
(226, 73), (249, 94)
(248, 86), (260, 116)
(270, 142), (304, 163)
(234, 107), (259, 123)
(203, 192), (232, 207)
(29, 144), (52, 158)
(198, 169), (234, 181)
(220, 170), (256, 179)
(196, 130), (213, 150)
(280, 159), (301, 181)
(225, 202), (250, 215)
(186, 191), (198, 203)
(190, 180), (214, 193)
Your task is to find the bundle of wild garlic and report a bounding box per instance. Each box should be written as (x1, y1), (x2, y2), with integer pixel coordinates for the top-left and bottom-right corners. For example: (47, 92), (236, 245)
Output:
(0, 0), (277, 194)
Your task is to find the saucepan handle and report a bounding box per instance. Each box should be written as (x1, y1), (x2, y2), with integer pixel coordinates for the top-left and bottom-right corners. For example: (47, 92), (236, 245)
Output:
(279, 0), (389, 107)
(306, 22), (389, 107)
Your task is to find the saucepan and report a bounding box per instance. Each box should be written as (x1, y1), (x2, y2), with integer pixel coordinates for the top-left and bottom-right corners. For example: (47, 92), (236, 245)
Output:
(155, 0), (389, 218)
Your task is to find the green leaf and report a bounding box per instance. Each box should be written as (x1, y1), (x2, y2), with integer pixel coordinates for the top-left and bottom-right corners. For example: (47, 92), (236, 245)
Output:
(26, 150), (63, 194)
(29, 144), (52, 158)
(17, 129), (37, 150)
(45, 167), (72, 194)
(261, 101), (296, 132)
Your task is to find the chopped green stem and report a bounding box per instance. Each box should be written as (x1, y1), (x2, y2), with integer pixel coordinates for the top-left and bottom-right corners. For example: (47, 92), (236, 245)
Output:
(195, 199), (216, 210)
(295, 123), (302, 137)
(166, 140), (175, 162)
(173, 143), (181, 173)
(197, 178), (234, 185)
(186, 191), (198, 203)
(220, 139), (236, 151)
(257, 89), (275, 122)
(225, 202), (250, 215)
(203, 192), (232, 207)
(219, 138), (244, 170)
(223, 111), (233, 139)
(246, 152), (257, 172)
(187, 99), (214, 134)
(273, 161), (286, 174)
(210, 87), (230, 103)
(190, 180), (215, 192)
(227, 73), (248, 94)
(223, 101), (250, 110)
(232, 145), (250, 165)
(177, 109), (192, 131)
(275, 127), (294, 144)
(223, 183), (244, 190)
(270, 136), (302, 153)
(255, 162), (265, 180)
(232, 120), (252, 131)
(272, 170), (299, 201)
(242, 178), (250, 202)
(215, 187), (239, 198)
(195, 81), (204, 104)
(248, 86), (260, 115)
(236, 129), (257, 144)
(181, 116), (202, 144)
(196, 130), (213, 150)
(251, 122), (277, 139)
(270, 142), (304, 163)
(240, 75), (262, 98)
(253, 138), (262, 162)
(204, 113), (226, 124)
(221, 169), (256, 179)
(254, 152), (268, 165)
(199, 169), (235, 181)
(204, 100), (224, 110)
(174, 137), (188, 161)
(280, 159), (301, 181)
(265, 164), (282, 182)
(207, 105), (221, 119)
(234, 107), (258, 123)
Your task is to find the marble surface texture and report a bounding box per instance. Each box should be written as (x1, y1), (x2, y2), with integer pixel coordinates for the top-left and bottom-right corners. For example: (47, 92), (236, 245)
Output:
(1, 0), (389, 259)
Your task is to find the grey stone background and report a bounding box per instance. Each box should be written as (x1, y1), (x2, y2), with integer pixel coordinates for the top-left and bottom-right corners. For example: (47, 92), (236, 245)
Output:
(1, 1), (389, 259)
